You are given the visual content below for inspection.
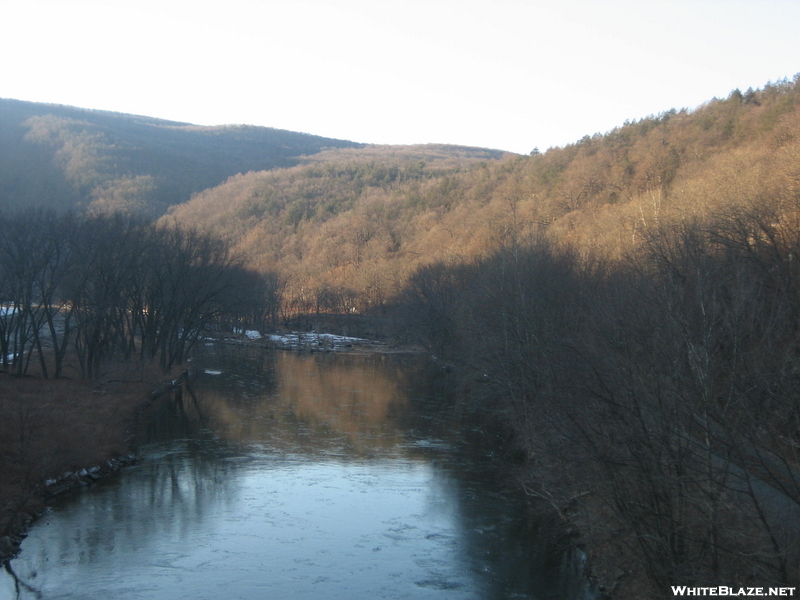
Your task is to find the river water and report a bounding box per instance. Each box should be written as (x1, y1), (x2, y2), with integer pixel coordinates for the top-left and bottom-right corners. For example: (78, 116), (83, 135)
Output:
(1, 345), (593, 600)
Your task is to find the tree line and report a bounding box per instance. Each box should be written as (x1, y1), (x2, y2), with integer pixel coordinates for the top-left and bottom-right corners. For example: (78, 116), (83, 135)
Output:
(398, 193), (800, 596)
(0, 210), (280, 379)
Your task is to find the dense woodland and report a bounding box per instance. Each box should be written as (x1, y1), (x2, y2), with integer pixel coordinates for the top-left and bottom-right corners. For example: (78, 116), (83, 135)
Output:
(2, 76), (800, 597)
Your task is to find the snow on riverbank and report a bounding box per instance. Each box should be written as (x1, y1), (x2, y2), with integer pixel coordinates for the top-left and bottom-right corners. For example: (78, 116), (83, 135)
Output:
(232, 328), (262, 340)
(267, 331), (374, 351)
(231, 326), (373, 350)
(228, 328), (409, 353)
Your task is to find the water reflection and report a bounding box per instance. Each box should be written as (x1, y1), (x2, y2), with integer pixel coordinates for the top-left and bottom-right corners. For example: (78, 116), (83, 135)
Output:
(2, 347), (592, 600)
(184, 349), (413, 457)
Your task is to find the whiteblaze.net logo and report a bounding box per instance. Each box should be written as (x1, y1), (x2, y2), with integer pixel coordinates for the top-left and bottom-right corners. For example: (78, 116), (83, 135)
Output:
(672, 587), (796, 597)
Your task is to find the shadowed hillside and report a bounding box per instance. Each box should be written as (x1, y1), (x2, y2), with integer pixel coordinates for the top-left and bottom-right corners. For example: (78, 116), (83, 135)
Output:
(0, 98), (361, 216)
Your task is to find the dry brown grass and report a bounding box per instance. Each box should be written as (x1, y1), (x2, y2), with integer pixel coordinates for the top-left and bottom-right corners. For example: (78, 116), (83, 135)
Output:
(0, 360), (179, 542)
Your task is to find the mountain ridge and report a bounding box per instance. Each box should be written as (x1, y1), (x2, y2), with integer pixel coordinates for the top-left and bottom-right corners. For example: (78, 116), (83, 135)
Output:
(0, 97), (363, 215)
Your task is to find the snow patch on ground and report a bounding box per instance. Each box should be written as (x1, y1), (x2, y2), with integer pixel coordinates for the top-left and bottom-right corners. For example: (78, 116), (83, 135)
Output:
(267, 332), (368, 351)
(232, 328), (262, 340)
(244, 330), (262, 340)
(224, 328), (391, 352)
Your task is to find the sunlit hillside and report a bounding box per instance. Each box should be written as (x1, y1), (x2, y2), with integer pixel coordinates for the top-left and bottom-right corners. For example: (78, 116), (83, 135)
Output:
(162, 144), (514, 312)
(164, 76), (800, 313)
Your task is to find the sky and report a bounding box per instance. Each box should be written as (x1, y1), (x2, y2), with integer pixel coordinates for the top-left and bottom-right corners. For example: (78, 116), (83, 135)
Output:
(1, 0), (799, 155)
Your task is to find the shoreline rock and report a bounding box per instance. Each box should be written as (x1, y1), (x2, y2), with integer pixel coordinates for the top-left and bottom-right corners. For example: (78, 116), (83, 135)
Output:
(42, 454), (139, 496)
(0, 453), (142, 563)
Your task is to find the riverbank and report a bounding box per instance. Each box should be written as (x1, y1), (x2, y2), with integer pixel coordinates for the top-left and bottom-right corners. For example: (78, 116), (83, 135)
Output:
(0, 363), (181, 561)
(0, 326), (413, 563)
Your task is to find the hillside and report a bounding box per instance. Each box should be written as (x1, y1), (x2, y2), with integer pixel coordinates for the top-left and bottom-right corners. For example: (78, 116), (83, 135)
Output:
(164, 76), (800, 314)
(162, 143), (514, 312)
(0, 98), (361, 216)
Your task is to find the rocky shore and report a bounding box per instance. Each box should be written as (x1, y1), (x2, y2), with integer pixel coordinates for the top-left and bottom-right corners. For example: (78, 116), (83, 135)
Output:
(0, 454), (141, 561)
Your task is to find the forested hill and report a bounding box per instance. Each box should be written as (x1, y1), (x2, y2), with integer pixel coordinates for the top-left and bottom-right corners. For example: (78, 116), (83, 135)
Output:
(163, 76), (800, 314)
(161, 143), (515, 311)
(0, 98), (362, 215)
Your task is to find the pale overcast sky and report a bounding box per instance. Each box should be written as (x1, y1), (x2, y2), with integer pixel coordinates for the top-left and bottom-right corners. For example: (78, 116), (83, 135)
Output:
(1, 0), (798, 154)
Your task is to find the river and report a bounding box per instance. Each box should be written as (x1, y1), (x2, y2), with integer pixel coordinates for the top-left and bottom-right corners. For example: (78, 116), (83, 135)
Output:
(1, 344), (594, 599)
